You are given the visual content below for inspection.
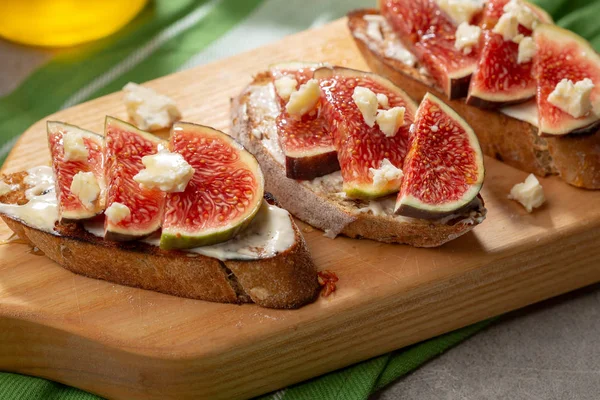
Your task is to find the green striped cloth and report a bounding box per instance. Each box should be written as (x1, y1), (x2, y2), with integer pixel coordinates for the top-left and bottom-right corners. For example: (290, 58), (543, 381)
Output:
(0, 0), (598, 399)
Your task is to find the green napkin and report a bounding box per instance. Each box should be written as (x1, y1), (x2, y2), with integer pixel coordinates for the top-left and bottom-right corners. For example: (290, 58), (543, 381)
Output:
(0, 0), (597, 399)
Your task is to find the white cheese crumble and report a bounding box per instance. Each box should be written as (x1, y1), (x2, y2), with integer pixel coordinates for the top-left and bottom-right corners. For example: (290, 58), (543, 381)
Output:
(274, 76), (298, 101)
(547, 78), (595, 118)
(503, 0), (538, 30)
(105, 202), (131, 224)
(376, 107), (406, 137)
(436, 0), (484, 24)
(517, 36), (535, 64)
(512, 33), (525, 44)
(358, 13), (417, 67)
(286, 79), (321, 117)
(454, 22), (481, 55)
(377, 93), (389, 109)
(133, 148), (195, 193)
(353, 90), (406, 136)
(0, 166), (57, 233)
(352, 86), (379, 127)
(123, 82), (181, 131)
(493, 12), (519, 42)
(363, 14), (385, 41)
(62, 132), (88, 162)
(0, 181), (13, 197)
(508, 174), (545, 212)
(383, 42), (417, 67)
(369, 158), (404, 188)
(70, 171), (100, 208)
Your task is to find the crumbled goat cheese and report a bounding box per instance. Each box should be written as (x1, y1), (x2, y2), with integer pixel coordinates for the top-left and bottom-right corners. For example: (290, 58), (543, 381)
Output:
(70, 172), (100, 208)
(376, 107), (406, 137)
(436, 0), (485, 24)
(286, 79), (321, 117)
(369, 158), (404, 188)
(494, 12), (519, 41)
(547, 78), (595, 118)
(274, 76), (298, 101)
(133, 148), (195, 193)
(508, 174), (545, 212)
(352, 86), (379, 127)
(455, 22), (481, 55)
(517, 36), (536, 64)
(105, 202), (131, 224)
(62, 132), (88, 162)
(123, 82), (181, 131)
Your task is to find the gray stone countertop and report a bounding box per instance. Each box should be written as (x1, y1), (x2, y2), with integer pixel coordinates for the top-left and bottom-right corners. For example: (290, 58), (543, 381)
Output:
(372, 284), (600, 400)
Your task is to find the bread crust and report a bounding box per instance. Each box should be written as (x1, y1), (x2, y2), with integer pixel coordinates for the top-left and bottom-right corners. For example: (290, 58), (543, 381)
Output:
(348, 9), (600, 189)
(230, 73), (486, 248)
(0, 174), (320, 309)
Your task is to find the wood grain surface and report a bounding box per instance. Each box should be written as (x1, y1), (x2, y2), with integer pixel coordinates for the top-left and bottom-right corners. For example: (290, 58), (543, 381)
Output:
(1, 18), (600, 400)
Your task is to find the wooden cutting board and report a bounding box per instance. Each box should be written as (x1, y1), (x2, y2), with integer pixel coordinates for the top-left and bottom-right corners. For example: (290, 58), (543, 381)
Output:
(1, 18), (600, 400)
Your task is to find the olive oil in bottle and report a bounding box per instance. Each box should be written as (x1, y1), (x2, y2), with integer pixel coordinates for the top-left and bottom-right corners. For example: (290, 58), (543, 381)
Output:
(0, 0), (148, 47)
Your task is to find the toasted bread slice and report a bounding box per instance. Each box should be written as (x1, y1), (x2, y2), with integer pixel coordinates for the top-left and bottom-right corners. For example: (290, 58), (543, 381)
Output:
(230, 72), (487, 248)
(348, 9), (600, 189)
(0, 172), (319, 309)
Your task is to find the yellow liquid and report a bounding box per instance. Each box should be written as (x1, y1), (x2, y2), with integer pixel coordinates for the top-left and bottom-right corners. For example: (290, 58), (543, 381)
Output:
(0, 0), (148, 47)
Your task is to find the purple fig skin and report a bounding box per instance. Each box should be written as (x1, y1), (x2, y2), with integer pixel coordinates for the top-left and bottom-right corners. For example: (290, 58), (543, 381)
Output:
(448, 74), (472, 100)
(104, 230), (154, 242)
(538, 120), (600, 138)
(396, 195), (484, 220)
(286, 151), (340, 180)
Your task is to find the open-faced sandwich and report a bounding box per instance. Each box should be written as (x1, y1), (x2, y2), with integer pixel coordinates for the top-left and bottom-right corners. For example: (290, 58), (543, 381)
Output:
(0, 118), (319, 309)
(348, 0), (600, 188)
(232, 63), (487, 247)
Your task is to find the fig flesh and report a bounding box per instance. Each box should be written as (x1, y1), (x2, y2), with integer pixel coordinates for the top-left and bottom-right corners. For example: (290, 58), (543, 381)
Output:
(103, 117), (166, 241)
(395, 93), (484, 218)
(160, 123), (265, 250)
(380, 0), (479, 99)
(47, 121), (105, 221)
(314, 66), (418, 199)
(534, 24), (600, 136)
(467, 0), (552, 108)
(467, 30), (536, 108)
(270, 63), (340, 180)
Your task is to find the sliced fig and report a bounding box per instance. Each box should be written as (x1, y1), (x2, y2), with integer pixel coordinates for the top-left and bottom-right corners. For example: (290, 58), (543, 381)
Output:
(270, 63), (340, 180)
(467, 0), (552, 108)
(104, 117), (166, 241)
(395, 93), (484, 218)
(467, 30), (536, 108)
(534, 24), (600, 136)
(314, 66), (418, 198)
(380, 0), (479, 99)
(276, 114), (339, 180)
(160, 123), (265, 250)
(47, 121), (105, 221)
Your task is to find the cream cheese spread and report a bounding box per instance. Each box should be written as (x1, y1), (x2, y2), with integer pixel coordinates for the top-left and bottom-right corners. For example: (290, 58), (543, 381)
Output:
(0, 166), (58, 234)
(0, 166), (295, 261)
(499, 100), (539, 127)
(82, 200), (295, 261)
(145, 201), (295, 260)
